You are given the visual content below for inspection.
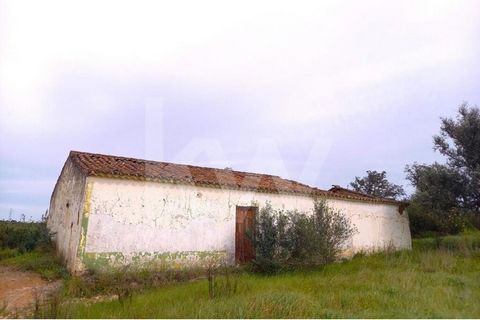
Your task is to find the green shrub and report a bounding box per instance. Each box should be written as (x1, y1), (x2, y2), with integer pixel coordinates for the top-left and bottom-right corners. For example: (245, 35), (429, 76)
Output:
(0, 220), (53, 253)
(408, 202), (468, 238)
(250, 199), (356, 273)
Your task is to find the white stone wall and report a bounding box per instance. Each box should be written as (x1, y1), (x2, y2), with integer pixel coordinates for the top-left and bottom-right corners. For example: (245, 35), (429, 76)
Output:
(82, 176), (411, 270)
(328, 199), (411, 253)
(47, 159), (86, 272)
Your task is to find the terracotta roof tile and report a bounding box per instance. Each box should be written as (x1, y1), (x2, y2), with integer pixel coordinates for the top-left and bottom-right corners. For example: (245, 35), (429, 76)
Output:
(329, 185), (377, 198)
(68, 151), (404, 205)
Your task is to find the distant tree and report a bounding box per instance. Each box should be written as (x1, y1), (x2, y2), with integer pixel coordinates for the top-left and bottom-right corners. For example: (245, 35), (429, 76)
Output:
(350, 170), (405, 200)
(405, 103), (480, 235)
(433, 103), (480, 211)
(405, 163), (465, 211)
(406, 103), (480, 212)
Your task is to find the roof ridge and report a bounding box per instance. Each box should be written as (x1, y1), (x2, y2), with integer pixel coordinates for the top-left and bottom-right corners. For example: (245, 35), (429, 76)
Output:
(70, 150), (282, 179)
(67, 150), (406, 205)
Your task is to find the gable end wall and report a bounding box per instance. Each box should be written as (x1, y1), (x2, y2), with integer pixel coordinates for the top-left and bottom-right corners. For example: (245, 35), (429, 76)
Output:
(47, 158), (87, 272)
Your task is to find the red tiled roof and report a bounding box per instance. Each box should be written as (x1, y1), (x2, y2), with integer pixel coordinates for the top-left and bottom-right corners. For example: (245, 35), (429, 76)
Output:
(68, 151), (404, 205)
(329, 185), (377, 199)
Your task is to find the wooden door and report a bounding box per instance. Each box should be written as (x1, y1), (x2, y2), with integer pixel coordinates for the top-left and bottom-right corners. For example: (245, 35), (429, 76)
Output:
(235, 206), (256, 264)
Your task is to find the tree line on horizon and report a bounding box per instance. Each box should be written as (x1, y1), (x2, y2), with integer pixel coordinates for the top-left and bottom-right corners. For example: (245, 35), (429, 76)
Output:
(349, 102), (480, 236)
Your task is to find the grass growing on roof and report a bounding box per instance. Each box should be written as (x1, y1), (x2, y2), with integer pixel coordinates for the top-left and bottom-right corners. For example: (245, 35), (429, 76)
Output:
(51, 231), (480, 319)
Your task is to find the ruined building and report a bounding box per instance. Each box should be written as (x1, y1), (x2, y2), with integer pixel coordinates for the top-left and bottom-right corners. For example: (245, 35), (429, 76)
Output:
(47, 151), (411, 273)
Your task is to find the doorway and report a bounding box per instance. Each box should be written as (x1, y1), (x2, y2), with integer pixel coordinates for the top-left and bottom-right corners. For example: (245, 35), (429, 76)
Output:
(235, 206), (256, 264)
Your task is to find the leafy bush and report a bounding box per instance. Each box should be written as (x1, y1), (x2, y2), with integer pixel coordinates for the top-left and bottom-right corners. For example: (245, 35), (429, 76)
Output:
(408, 202), (468, 237)
(250, 199), (356, 273)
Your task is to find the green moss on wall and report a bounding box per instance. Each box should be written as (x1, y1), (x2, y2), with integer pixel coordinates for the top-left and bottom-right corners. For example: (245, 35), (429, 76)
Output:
(81, 250), (228, 272)
(76, 181), (93, 272)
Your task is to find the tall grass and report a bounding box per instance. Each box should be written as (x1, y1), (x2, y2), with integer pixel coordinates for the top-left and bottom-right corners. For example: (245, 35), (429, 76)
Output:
(0, 250), (67, 280)
(48, 231), (480, 319)
(0, 220), (67, 280)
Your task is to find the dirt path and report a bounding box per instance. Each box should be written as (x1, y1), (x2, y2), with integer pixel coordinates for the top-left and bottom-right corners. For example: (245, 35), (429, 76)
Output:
(0, 266), (61, 317)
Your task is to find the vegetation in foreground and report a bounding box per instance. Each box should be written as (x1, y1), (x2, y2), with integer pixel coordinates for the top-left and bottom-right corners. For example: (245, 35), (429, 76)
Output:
(250, 199), (356, 274)
(30, 230), (479, 319)
(2, 219), (479, 318)
(0, 220), (67, 280)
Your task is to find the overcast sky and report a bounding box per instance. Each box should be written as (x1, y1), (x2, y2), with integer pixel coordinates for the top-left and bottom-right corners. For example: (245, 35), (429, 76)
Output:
(1, 0), (479, 220)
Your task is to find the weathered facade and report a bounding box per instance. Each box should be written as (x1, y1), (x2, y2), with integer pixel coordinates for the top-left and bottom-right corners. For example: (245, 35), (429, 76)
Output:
(47, 151), (411, 273)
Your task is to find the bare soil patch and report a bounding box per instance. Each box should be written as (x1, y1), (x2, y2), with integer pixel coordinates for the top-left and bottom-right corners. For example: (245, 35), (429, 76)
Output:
(0, 266), (61, 317)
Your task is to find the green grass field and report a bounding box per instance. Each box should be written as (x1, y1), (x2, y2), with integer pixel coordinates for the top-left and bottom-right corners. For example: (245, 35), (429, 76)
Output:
(51, 231), (480, 319)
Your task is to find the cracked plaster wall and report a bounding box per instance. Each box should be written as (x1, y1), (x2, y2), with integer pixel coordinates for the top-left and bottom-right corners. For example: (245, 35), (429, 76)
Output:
(47, 159), (86, 272)
(78, 176), (411, 271)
